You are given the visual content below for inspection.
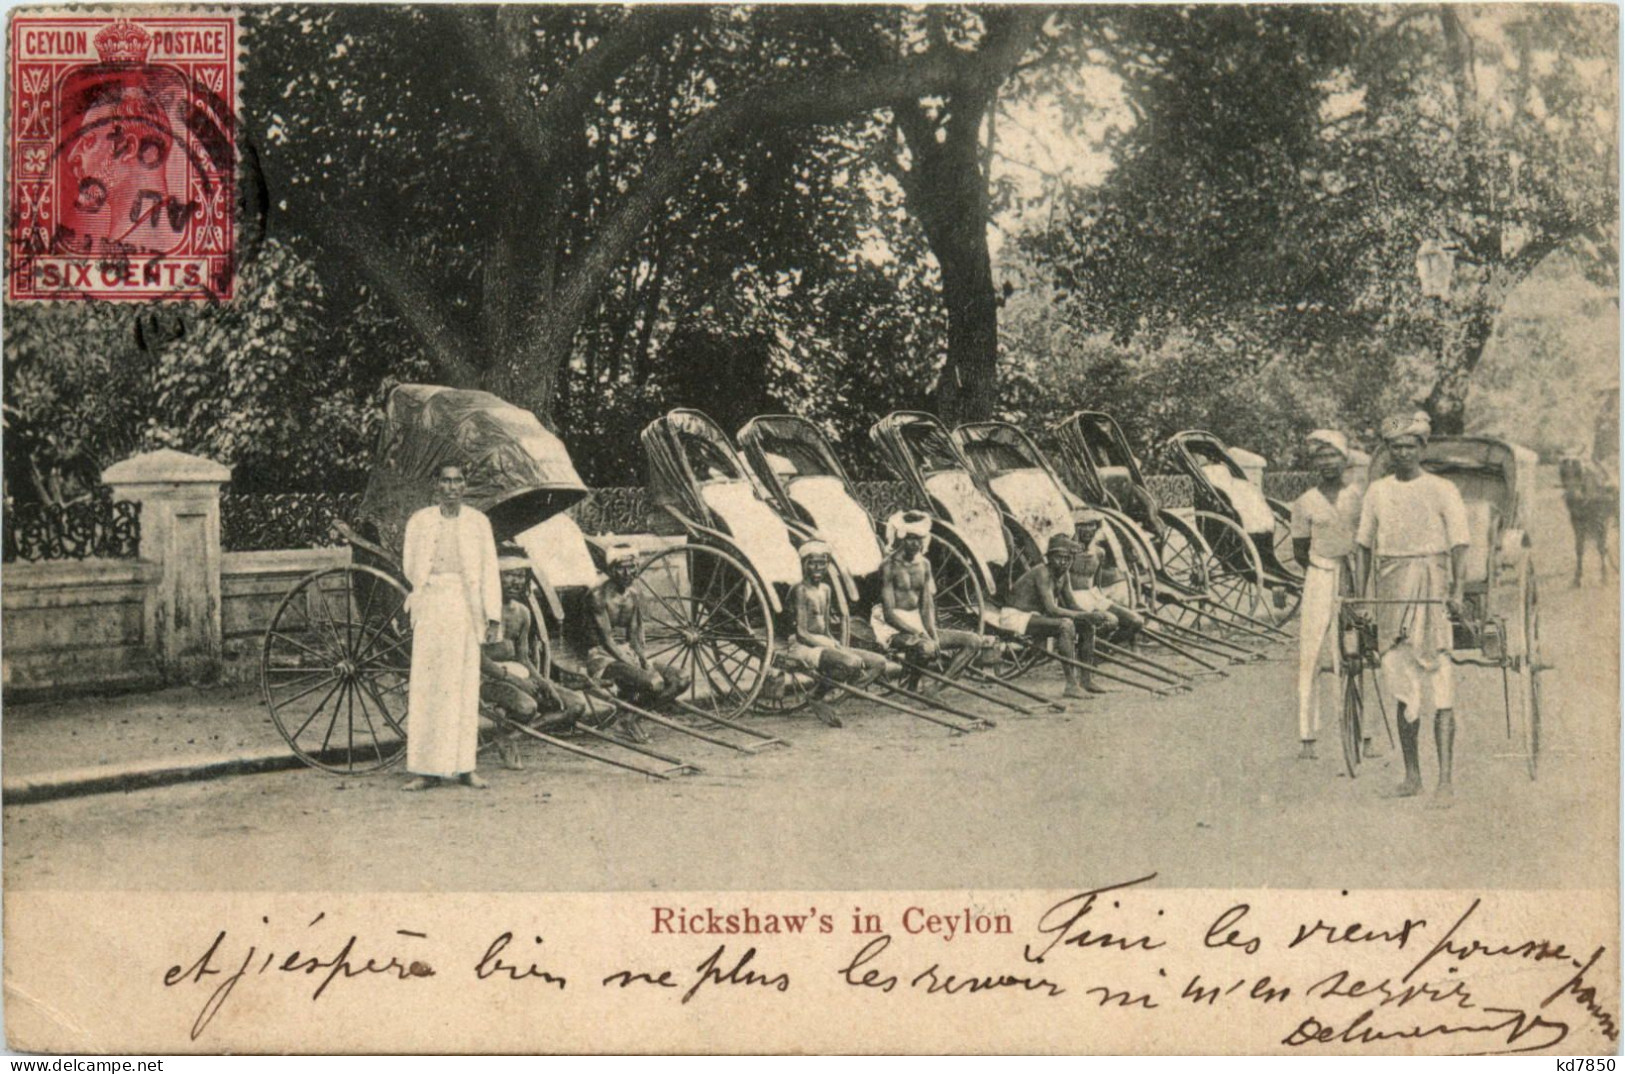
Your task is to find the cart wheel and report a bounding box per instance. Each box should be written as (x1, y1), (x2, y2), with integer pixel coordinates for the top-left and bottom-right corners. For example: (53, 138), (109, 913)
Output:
(1193, 511), (1269, 622)
(1341, 670), (1363, 779)
(632, 543), (773, 721)
(261, 564), (412, 774)
(987, 541), (1048, 680)
(929, 539), (989, 641)
(1517, 560), (1543, 780)
(1149, 511), (1218, 627)
(1270, 499), (1304, 585)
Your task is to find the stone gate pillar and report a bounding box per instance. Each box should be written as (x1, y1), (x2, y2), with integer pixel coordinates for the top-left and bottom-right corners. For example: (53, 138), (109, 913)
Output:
(103, 449), (231, 682)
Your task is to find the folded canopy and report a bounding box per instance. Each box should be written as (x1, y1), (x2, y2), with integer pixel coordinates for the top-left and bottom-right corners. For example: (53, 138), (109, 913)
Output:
(359, 384), (588, 553)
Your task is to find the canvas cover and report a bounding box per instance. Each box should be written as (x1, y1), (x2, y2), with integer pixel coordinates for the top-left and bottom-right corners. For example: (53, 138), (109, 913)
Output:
(514, 513), (601, 589)
(956, 422), (1082, 553)
(788, 475), (885, 578)
(359, 384), (587, 553)
(700, 481), (804, 587)
(1203, 464), (1276, 533)
(924, 470), (1008, 567)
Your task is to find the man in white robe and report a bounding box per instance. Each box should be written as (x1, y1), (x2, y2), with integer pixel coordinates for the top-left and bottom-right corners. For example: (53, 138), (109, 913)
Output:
(1356, 414), (1470, 804)
(1289, 430), (1365, 760)
(400, 463), (502, 790)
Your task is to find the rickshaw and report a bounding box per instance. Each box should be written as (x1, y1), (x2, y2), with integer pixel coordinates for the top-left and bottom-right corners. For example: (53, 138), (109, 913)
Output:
(1336, 435), (1545, 779)
(952, 420), (1198, 693)
(259, 384), (712, 778)
(870, 411), (1173, 690)
(1050, 411), (1283, 655)
(736, 414), (1040, 715)
(1161, 430), (1305, 624)
(642, 408), (991, 730)
(735, 413), (987, 647)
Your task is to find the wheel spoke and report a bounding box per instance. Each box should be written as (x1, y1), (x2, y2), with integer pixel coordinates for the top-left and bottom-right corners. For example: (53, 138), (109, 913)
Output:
(350, 674), (389, 760)
(356, 674), (408, 738)
(319, 679), (350, 756)
(290, 676), (346, 743)
(270, 672), (341, 715)
(268, 629), (335, 664)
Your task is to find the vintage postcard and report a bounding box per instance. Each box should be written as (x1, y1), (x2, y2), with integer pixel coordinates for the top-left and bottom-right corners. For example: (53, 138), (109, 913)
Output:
(3, 3), (1619, 1055)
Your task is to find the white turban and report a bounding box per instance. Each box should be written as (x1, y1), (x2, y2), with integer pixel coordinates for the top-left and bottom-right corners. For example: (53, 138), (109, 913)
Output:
(606, 542), (638, 566)
(1380, 411), (1431, 443)
(798, 540), (832, 560)
(1305, 429), (1349, 458)
(884, 510), (933, 554)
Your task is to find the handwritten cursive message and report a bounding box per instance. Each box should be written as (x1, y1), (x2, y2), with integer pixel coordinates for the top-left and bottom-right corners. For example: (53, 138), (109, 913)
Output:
(150, 883), (1618, 1054)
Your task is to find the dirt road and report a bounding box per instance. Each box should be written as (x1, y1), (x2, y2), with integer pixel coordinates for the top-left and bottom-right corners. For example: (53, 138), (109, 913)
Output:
(5, 487), (1616, 892)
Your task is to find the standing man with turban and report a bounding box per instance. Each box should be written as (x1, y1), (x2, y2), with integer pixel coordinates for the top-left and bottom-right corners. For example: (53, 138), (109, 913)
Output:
(1356, 412), (1470, 803)
(401, 463), (502, 791)
(1289, 430), (1366, 760)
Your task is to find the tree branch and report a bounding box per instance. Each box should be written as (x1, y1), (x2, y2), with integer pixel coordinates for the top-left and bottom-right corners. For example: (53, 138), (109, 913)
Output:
(322, 213), (478, 387)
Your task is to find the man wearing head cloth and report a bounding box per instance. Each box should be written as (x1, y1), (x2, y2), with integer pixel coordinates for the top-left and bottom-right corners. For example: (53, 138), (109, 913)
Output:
(1356, 411), (1470, 803)
(785, 541), (899, 720)
(1289, 429), (1369, 761)
(584, 541), (691, 741)
(1004, 533), (1103, 700)
(872, 510), (988, 671)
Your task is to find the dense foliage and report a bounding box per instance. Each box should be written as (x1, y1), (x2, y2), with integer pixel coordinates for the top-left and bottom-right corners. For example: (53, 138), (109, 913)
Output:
(5, 5), (1614, 502)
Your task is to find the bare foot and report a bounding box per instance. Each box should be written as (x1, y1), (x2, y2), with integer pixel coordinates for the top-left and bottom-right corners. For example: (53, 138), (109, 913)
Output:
(1298, 741), (1317, 761)
(1393, 775), (1423, 798)
(401, 776), (439, 792)
(1427, 784), (1454, 809)
(808, 702), (844, 728)
(1083, 681), (1109, 695)
(1062, 684), (1091, 701)
(459, 772), (489, 790)
(1362, 737), (1384, 758)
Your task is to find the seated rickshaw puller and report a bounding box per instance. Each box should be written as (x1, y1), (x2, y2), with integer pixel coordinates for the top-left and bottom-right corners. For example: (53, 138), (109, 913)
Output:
(481, 567), (589, 769)
(586, 542), (692, 741)
(1355, 412), (1470, 804)
(871, 511), (990, 674)
(1069, 508), (1143, 647)
(787, 541), (901, 690)
(1001, 534), (1102, 700)
(1289, 430), (1369, 762)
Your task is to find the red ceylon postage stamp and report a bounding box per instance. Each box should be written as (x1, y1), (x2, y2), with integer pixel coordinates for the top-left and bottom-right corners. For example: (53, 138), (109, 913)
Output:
(8, 12), (240, 301)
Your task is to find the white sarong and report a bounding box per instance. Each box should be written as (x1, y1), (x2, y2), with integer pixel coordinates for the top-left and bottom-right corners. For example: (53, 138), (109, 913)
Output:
(870, 605), (926, 648)
(994, 607), (1033, 634)
(1069, 588), (1112, 614)
(1374, 553), (1455, 717)
(407, 574), (483, 777)
(1296, 562), (1340, 740)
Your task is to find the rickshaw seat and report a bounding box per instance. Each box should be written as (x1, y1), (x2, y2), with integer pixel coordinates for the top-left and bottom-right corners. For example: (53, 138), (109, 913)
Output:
(1461, 499), (1499, 586)
(786, 474), (884, 577)
(923, 470), (1007, 567)
(514, 513), (602, 589)
(699, 480), (803, 586)
(988, 470), (1072, 553)
(1202, 464), (1274, 533)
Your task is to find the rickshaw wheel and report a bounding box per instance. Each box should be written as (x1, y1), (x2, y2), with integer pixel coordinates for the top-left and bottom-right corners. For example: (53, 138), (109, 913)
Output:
(261, 564), (412, 774)
(631, 543), (773, 722)
(1152, 512), (1221, 628)
(929, 539), (989, 643)
(1341, 669), (1363, 779)
(988, 542), (1048, 680)
(1270, 499), (1305, 585)
(1517, 559), (1543, 780)
(1192, 511), (1270, 623)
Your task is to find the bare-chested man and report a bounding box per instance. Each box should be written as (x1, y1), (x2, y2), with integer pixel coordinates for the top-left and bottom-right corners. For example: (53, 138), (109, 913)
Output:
(586, 543), (691, 741)
(481, 568), (588, 768)
(1002, 534), (1102, 700)
(786, 541), (899, 691)
(871, 510), (987, 674)
(1069, 508), (1143, 646)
